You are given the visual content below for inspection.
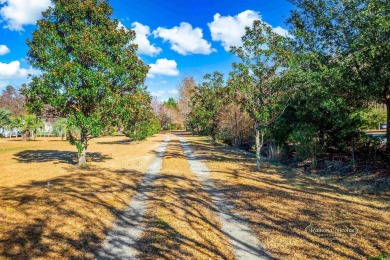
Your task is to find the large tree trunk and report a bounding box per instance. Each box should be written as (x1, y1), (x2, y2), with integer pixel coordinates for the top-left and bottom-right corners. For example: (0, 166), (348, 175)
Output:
(269, 140), (274, 159)
(78, 131), (88, 167)
(255, 122), (264, 170)
(211, 133), (216, 145)
(78, 146), (87, 166)
(386, 100), (390, 153)
(22, 130), (30, 141)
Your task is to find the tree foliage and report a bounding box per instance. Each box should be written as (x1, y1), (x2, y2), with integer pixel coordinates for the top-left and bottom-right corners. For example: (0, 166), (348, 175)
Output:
(229, 20), (292, 168)
(178, 77), (196, 129)
(217, 103), (254, 147)
(164, 97), (178, 109)
(122, 89), (160, 140)
(189, 72), (226, 144)
(359, 107), (387, 130)
(0, 86), (25, 117)
(287, 0), (390, 149)
(22, 0), (148, 165)
(19, 114), (44, 141)
(0, 108), (11, 130)
(163, 0), (389, 172)
(152, 97), (183, 130)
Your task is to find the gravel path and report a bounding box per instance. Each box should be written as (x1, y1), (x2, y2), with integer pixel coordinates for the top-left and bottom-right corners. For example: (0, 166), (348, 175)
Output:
(179, 136), (273, 260)
(96, 136), (171, 259)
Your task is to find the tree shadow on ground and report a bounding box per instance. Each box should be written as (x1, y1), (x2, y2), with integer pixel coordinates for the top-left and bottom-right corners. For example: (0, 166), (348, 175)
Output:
(96, 139), (134, 145)
(96, 138), (224, 259)
(3, 133), (388, 259)
(174, 132), (390, 259)
(7, 139), (41, 142)
(100, 137), (272, 260)
(13, 150), (111, 164)
(175, 131), (252, 164)
(133, 178), (273, 260)
(2, 137), (236, 260)
(0, 167), (145, 259)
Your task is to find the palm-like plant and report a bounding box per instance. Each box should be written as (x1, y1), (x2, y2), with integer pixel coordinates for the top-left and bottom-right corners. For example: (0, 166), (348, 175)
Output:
(0, 108), (11, 136)
(8, 116), (21, 138)
(20, 114), (43, 140)
(0, 108), (11, 128)
(53, 118), (68, 140)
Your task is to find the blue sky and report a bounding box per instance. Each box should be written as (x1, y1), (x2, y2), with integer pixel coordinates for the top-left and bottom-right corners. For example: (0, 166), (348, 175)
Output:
(0, 0), (293, 101)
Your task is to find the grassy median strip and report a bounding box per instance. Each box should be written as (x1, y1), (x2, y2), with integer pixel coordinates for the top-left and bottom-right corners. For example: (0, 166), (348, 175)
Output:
(180, 132), (390, 260)
(138, 136), (236, 260)
(0, 135), (166, 259)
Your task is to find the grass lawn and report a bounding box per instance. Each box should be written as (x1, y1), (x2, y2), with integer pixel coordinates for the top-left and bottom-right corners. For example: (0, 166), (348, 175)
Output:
(0, 134), (166, 259)
(1, 132), (388, 259)
(178, 132), (390, 260)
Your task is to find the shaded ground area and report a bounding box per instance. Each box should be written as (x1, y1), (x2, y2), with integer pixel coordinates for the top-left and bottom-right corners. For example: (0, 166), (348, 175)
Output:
(96, 138), (134, 145)
(0, 169), (142, 259)
(0, 135), (166, 259)
(138, 136), (236, 260)
(177, 132), (390, 260)
(14, 150), (111, 164)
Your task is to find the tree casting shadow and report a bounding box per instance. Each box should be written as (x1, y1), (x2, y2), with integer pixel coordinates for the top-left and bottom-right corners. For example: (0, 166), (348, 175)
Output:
(0, 168), (145, 259)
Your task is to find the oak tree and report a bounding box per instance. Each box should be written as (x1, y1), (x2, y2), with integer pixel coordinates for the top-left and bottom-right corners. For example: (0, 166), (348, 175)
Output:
(229, 20), (292, 169)
(287, 0), (390, 150)
(189, 72), (226, 145)
(23, 0), (148, 166)
(178, 77), (196, 131)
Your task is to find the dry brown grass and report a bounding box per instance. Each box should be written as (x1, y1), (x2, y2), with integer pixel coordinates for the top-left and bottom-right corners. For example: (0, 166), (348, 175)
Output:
(0, 134), (166, 259)
(138, 135), (236, 260)
(178, 132), (390, 260)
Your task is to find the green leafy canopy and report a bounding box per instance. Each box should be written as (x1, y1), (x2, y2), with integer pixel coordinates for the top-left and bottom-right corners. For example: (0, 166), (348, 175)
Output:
(22, 0), (149, 160)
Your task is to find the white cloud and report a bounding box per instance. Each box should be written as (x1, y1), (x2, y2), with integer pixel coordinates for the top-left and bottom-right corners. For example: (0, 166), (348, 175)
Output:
(0, 44), (10, 55)
(272, 26), (289, 37)
(117, 21), (126, 30)
(117, 21), (162, 57)
(151, 90), (165, 97)
(168, 89), (179, 95)
(148, 58), (179, 78)
(132, 22), (162, 57)
(154, 22), (215, 55)
(208, 10), (261, 51)
(0, 60), (37, 80)
(208, 10), (289, 51)
(0, 0), (52, 31)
